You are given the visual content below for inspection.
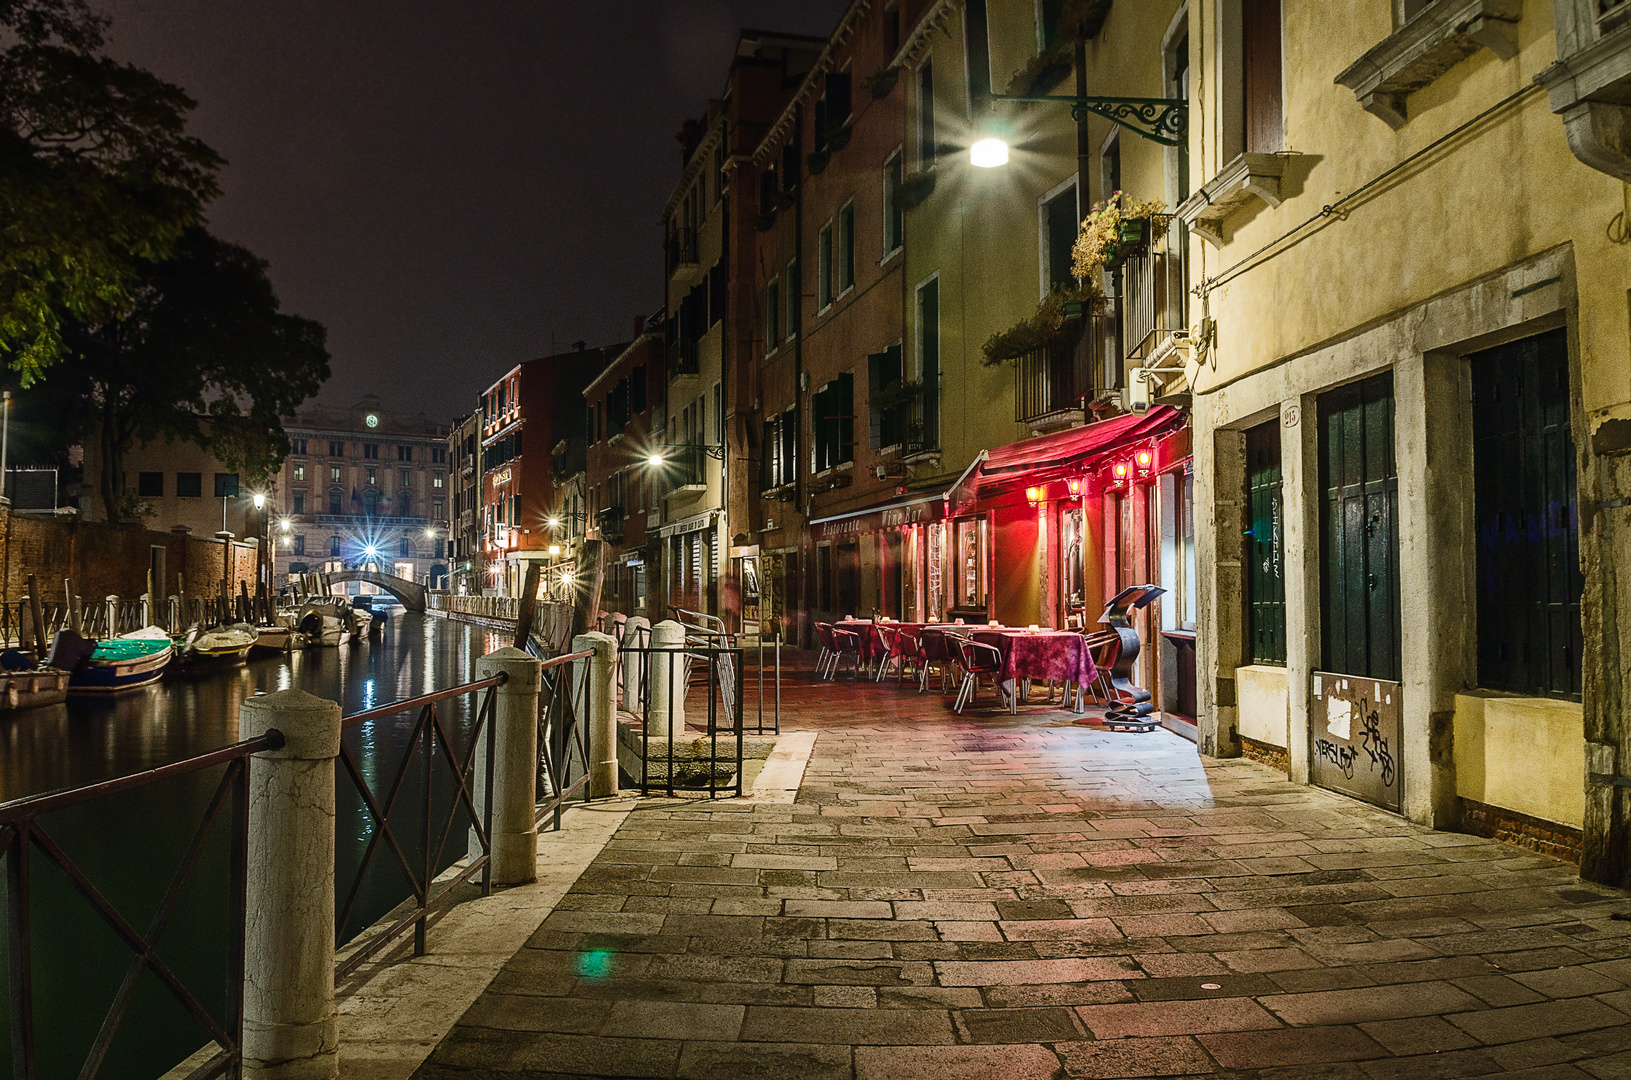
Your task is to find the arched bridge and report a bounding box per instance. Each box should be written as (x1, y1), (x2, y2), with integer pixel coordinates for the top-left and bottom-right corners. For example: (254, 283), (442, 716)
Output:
(320, 569), (427, 612)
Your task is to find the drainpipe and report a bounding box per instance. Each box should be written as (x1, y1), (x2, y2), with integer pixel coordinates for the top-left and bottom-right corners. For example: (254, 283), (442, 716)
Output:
(791, 105), (808, 632)
(1076, 38), (1091, 204)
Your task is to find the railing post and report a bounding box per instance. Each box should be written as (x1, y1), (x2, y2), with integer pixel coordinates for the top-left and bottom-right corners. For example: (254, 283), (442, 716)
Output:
(238, 689), (342, 1080)
(469, 647), (540, 886)
(649, 620), (687, 737)
(572, 632), (619, 798)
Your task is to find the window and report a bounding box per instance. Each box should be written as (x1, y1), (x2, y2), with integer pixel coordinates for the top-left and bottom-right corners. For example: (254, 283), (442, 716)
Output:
(431, 446), (446, 464)
(329, 488), (343, 514)
(714, 382), (724, 445)
(954, 517), (988, 609)
(366, 466), (377, 487)
(964, 0), (993, 103)
(293, 492), (306, 515)
(586, 403), (595, 443)
(1244, 0), (1284, 153)
(399, 537), (411, 557)
(1101, 129), (1121, 203)
(1041, 181), (1079, 292)
(918, 61), (936, 168)
(868, 345), (905, 449)
(399, 469), (410, 488)
(1245, 422), (1285, 663)
(1040, 0), (1067, 49)
(917, 277), (941, 450)
(884, 0), (901, 57)
(1169, 29), (1191, 200)
(397, 445), (412, 461)
(397, 490), (411, 517)
(433, 473), (444, 489)
(816, 69), (853, 147)
(838, 202), (856, 293)
(785, 258), (799, 340)
(214, 473), (240, 498)
(432, 497), (444, 519)
(632, 366), (647, 414)
(1472, 329), (1582, 699)
(330, 535), (341, 556)
(364, 443), (379, 459)
(291, 438), (307, 455)
(293, 534), (306, 556)
(364, 491), (380, 515)
(293, 463), (306, 482)
(762, 409), (799, 489)
(137, 472), (163, 497)
(767, 277), (781, 348)
(883, 154), (904, 253)
(812, 373), (855, 471)
(817, 222), (834, 309)
(329, 440), (344, 457)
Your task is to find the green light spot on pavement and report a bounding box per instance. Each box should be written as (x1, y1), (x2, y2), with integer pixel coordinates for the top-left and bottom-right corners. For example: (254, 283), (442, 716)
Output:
(576, 948), (615, 978)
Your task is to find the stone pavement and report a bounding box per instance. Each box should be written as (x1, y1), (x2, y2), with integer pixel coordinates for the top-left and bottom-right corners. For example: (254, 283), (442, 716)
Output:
(412, 670), (1631, 1079)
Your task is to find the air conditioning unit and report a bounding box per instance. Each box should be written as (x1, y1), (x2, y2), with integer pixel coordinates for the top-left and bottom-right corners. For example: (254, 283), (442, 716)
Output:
(1123, 368), (1151, 413)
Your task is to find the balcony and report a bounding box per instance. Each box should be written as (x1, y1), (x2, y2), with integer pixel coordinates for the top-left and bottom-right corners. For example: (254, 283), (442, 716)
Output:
(1014, 315), (1110, 431)
(660, 447), (707, 497)
(313, 513), (430, 528)
(666, 227), (702, 285)
(667, 337), (700, 382)
(1538, 0), (1631, 182)
(597, 505), (625, 543)
(1119, 218), (1193, 408)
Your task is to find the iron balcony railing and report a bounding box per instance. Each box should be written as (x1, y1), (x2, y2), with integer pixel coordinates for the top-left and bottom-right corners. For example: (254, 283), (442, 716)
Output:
(313, 514), (430, 528)
(661, 447), (706, 494)
(1015, 314), (1114, 424)
(1119, 215), (1190, 366)
(666, 227), (699, 277)
(666, 337), (700, 378)
(596, 505), (625, 542)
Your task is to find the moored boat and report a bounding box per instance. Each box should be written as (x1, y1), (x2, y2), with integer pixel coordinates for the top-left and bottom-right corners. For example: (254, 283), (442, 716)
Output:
(179, 625), (257, 670)
(58, 628), (174, 693)
(0, 651), (70, 711)
(297, 599), (352, 648)
(250, 624), (305, 655)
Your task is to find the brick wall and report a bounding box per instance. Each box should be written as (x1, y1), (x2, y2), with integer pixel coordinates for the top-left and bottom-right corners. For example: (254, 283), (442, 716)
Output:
(1241, 735), (1290, 774)
(1460, 797), (1584, 864)
(0, 508), (257, 605)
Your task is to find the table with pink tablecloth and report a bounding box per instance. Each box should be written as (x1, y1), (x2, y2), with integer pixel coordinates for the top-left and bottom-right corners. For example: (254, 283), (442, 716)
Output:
(973, 630), (1098, 712)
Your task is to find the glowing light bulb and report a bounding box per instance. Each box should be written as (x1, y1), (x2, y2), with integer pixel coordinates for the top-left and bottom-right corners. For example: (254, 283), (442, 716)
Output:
(970, 138), (1009, 168)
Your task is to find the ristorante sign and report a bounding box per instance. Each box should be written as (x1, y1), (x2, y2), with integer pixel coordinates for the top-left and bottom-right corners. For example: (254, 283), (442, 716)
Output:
(810, 495), (946, 542)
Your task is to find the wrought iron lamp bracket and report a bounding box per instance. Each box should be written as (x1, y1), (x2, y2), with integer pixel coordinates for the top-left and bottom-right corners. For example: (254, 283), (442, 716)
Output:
(653, 443), (727, 461)
(996, 95), (1189, 147)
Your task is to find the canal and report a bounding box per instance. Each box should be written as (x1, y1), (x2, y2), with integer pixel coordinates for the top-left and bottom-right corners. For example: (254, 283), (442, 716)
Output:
(0, 612), (509, 1077)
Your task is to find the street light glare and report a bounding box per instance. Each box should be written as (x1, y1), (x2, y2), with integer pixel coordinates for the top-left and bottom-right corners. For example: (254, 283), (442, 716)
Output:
(252, 492), (266, 509)
(647, 453), (665, 466)
(364, 545), (377, 558)
(546, 517), (560, 528)
(970, 137), (1010, 168)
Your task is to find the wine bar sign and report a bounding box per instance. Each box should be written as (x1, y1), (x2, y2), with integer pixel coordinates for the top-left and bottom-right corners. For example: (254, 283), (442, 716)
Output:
(1310, 672), (1401, 812)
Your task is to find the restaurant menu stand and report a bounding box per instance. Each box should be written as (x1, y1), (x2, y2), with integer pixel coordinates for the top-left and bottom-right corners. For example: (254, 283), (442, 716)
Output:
(1097, 584), (1166, 733)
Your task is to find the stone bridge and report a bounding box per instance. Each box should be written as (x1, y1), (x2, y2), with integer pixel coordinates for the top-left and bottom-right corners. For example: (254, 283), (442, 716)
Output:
(321, 569), (427, 612)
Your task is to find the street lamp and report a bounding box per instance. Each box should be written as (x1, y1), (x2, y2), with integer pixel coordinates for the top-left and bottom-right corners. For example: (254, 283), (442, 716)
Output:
(644, 442), (726, 463)
(967, 89), (1188, 168)
(970, 137), (1010, 168)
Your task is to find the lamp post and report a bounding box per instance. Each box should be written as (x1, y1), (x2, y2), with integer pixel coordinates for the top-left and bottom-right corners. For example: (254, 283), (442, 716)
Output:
(252, 491), (268, 604)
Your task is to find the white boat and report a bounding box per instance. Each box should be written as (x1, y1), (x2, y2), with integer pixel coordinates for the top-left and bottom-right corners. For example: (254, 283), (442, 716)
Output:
(297, 600), (352, 647)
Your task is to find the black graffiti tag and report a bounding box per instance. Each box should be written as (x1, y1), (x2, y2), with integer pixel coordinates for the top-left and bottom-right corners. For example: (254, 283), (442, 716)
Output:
(1358, 699), (1396, 787)
(1314, 738), (1358, 780)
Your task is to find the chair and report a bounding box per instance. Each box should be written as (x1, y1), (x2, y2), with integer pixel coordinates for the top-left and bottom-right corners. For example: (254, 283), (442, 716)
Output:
(814, 622), (837, 680)
(892, 626), (924, 686)
(870, 624), (901, 681)
(830, 627), (864, 680)
(1081, 630), (1120, 705)
(917, 628), (957, 693)
(952, 636), (1007, 714)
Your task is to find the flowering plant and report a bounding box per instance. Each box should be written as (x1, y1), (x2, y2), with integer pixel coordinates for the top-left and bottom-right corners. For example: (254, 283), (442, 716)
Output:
(1071, 191), (1168, 277)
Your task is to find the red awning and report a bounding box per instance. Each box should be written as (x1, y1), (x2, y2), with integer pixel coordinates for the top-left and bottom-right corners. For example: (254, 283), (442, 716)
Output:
(965, 405), (1185, 493)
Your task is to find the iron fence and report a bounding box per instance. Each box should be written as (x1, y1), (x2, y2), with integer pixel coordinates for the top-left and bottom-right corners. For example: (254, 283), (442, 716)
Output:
(0, 731), (281, 1080)
(1120, 216), (1189, 367)
(334, 675), (503, 979)
(535, 649), (595, 831)
(620, 640), (745, 798)
(1014, 315), (1110, 424)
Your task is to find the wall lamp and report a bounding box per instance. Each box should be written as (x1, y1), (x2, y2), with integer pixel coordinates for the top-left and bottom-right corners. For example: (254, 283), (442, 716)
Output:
(969, 93), (1188, 168)
(645, 443), (726, 464)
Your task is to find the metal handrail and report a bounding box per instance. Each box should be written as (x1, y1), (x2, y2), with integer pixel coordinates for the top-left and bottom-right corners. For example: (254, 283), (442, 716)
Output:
(0, 731), (282, 1080)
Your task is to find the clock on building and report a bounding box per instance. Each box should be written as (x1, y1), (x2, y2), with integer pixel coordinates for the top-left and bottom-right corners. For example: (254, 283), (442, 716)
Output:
(365, 413), (379, 429)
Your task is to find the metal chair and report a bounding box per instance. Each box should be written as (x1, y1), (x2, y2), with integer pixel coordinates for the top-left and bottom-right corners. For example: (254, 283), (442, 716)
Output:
(814, 622), (837, 680)
(870, 624), (902, 681)
(830, 627), (864, 680)
(891, 626), (925, 686)
(1081, 630), (1120, 705)
(918, 628), (958, 694)
(952, 636), (1007, 714)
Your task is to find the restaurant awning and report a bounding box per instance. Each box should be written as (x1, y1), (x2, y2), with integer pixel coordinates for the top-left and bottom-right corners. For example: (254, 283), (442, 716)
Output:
(957, 405), (1186, 499)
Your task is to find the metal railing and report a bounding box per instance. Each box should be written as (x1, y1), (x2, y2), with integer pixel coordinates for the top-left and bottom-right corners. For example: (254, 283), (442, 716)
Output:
(1015, 314), (1110, 423)
(0, 731), (282, 1079)
(1120, 216), (1189, 366)
(620, 641), (744, 798)
(335, 675), (503, 979)
(661, 447), (706, 493)
(666, 337), (700, 378)
(536, 649), (595, 831)
(666, 227), (698, 276)
(663, 609), (781, 735)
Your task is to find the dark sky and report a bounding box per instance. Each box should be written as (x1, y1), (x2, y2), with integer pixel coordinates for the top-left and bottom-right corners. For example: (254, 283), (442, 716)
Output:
(103, 1), (847, 422)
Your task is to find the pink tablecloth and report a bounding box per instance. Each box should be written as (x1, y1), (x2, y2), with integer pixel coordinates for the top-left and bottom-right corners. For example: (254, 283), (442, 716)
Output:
(974, 630), (1098, 703)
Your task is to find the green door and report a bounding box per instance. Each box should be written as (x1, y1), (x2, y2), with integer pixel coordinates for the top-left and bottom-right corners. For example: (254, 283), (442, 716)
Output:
(1245, 421), (1285, 664)
(1319, 373), (1400, 681)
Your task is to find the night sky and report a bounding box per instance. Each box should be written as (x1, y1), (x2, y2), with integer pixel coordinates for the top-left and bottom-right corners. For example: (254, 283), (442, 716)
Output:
(103, 1), (848, 422)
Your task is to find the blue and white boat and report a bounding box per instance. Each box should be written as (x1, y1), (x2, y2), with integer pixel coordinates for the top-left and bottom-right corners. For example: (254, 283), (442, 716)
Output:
(64, 627), (175, 693)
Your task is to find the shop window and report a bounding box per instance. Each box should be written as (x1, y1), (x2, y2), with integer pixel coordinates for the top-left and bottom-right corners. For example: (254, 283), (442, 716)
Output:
(1472, 328), (1582, 699)
(954, 517), (988, 610)
(1245, 422), (1285, 662)
(137, 472), (163, 497)
(1318, 372), (1400, 681)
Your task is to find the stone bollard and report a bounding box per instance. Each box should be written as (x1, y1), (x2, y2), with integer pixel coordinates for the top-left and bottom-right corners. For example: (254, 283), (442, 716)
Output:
(571, 632), (619, 798)
(647, 620), (687, 738)
(239, 689), (342, 1080)
(469, 647), (541, 886)
(621, 616), (651, 710)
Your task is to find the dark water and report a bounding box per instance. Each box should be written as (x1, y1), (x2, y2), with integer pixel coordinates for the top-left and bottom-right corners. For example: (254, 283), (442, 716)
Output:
(0, 613), (510, 1078)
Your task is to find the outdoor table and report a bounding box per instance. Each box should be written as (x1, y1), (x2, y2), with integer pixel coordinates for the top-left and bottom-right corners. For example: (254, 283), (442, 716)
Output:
(972, 629), (1098, 714)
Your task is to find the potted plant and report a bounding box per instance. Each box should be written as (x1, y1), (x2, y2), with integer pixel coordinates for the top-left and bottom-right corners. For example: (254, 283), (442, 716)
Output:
(1071, 191), (1167, 277)
(865, 67), (900, 99)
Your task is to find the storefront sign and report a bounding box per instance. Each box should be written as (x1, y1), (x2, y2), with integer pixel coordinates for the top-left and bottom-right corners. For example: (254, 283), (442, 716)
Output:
(1310, 672), (1401, 812)
(489, 467), (512, 487)
(810, 495), (946, 542)
(658, 509), (718, 538)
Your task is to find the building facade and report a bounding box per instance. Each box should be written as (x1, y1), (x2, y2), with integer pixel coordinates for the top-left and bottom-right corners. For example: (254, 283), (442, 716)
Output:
(447, 411), (482, 593)
(271, 396), (449, 590)
(583, 319), (668, 619)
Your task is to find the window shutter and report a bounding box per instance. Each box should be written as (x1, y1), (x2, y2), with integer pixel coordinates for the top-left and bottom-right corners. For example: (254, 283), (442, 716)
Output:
(828, 72), (852, 126)
(782, 144), (800, 189)
(885, 344), (904, 446)
(814, 97), (829, 147)
(782, 411), (797, 485)
(867, 352), (886, 448)
(837, 372), (855, 463)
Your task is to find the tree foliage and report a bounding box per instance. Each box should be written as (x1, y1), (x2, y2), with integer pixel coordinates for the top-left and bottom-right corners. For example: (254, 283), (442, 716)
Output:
(52, 228), (331, 518)
(0, 0), (221, 380)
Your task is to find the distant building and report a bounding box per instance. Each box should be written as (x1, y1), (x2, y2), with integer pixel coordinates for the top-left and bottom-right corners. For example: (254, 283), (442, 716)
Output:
(446, 411), (482, 594)
(84, 432), (261, 539)
(270, 396), (450, 591)
(479, 343), (624, 597)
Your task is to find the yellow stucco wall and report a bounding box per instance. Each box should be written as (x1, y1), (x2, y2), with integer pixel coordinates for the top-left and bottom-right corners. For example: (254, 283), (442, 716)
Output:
(1189, 0), (1629, 426)
(1454, 691), (1585, 829)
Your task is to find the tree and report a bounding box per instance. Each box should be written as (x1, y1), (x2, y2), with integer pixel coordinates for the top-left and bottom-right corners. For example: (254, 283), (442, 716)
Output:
(0, 0), (221, 381)
(51, 228), (330, 519)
